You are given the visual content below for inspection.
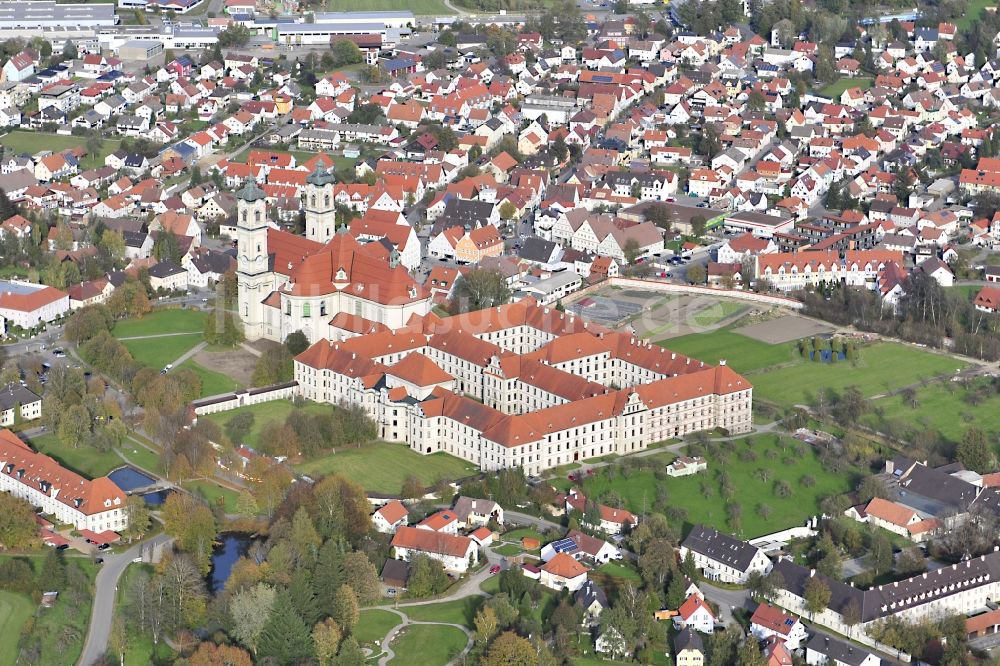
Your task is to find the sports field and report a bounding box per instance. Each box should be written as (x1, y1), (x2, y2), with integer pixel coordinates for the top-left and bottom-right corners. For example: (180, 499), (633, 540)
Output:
(0, 131), (122, 170)
(295, 441), (477, 493)
(0, 591), (34, 666)
(658, 328), (797, 374)
(323, 0), (452, 13)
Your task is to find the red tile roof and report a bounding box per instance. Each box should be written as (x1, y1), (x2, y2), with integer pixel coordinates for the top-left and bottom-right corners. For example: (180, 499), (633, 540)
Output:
(391, 526), (474, 558)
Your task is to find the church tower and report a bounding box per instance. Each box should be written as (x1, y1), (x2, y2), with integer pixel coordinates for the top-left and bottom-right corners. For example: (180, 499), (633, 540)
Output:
(304, 156), (337, 242)
(236, 177), (270, 341)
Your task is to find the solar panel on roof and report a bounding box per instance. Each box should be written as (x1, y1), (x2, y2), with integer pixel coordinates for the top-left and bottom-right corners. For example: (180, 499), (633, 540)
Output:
(551, 538), (577, 553)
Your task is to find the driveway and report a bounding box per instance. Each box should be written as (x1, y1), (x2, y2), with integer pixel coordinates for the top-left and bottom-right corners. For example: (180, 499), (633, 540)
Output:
(78, 534), (173, 666)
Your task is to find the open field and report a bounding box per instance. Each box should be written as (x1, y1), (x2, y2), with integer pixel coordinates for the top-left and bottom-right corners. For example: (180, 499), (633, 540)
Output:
(388, 624), (467, 666)
(179, 358), (241, 397)
(820, 77), (873, 97)
(189, 347), (257, 389)
(864, 379), (1000, 444)
(295, 442), (477, 493)
(121, 439), (163, 474)
(26, 433), (121, 478)
(657, 328), (797, 374)
(0, 591), (34, 666)
(183, 480), (240, 513)
(0, 131), (122, 170)
(691, 300), (748, 327)
(958, 0), (994, 29)
(112, 309), (206, 338)
(203, 400), (332, 448)
(356, 609), (400, 647)
(323, 0), (453, 13)
(574, 435), (859, 539)
(401, 597), (483, 629)
(749, 343), (966, 408)
(734, 314), (836, 344)
(122, 335), (200, 371)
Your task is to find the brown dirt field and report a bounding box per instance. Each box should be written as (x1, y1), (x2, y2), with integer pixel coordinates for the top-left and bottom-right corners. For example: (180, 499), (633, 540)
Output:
(192, 349), (257, 386)
(734, 315), (836, 344)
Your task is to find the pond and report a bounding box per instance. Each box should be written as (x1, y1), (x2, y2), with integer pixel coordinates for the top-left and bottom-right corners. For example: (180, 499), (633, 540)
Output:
(108, 466), (156, 492)
(141, 489), (173, 506)
(209, 533), (253, 593)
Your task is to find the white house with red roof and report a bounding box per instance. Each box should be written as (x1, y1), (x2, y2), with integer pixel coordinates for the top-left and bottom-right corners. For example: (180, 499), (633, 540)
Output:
(674, 594), (716, 634)
(372, 499), (409, 533)
(539, 552), (589, 591)
(750, 603), (808, 650)
(391, 526), (478, 573)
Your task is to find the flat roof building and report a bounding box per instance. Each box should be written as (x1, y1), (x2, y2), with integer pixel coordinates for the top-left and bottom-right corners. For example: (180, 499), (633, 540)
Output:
(0, 1), (116, 29)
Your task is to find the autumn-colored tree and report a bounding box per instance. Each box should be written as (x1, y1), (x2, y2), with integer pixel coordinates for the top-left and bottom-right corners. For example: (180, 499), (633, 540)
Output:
(482, 632), (538, 666)
(189, 642), (252, 666)
(162, 493), (217, 574)
(312, 618), (342, 666)
(0, 493), (39, 549)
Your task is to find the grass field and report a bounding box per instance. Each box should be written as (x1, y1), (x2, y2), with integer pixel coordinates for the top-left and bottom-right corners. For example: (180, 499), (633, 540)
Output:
(820, 77), (873, 97)
(401, 597), (483, 629)
(947, 284), (983, 301)
(0, 591), (34, 666)
(355, 609), (400, 647)
(493, 544), (523, 557)
(864, 379), (1000, 444)
(692, 301), (748, 327)
(323, 0), (452, 13)
(749, 343), (966, 408)
(0, 131), (122, 170)
(120, 439), (163, 474)
(122, 335), (201, 371)
(658, 328), (797, 374)
(576, 435), (858, 539)
(957, 0), (994, 30)
(595, 562), (642, 582)
(26, 433), (122, 478)
(112, 309), (206, 338)
(296, 442), (477, 493)
(179, 358), (241, 397)
(204, 400), (333, 448)
(183, 480), (240, 513)
(388, 624), (467, 666)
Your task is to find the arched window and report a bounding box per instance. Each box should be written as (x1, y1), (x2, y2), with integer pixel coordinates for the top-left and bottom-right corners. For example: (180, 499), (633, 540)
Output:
(242, 210), (247, 222)
(311, 195), (316, 207)
(254, 210), (261, 222)
(324, 194), (330, 207)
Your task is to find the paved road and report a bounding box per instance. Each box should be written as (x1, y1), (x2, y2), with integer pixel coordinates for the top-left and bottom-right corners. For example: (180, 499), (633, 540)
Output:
(78, 534), (174, 666)
(697, 580), (751, 626)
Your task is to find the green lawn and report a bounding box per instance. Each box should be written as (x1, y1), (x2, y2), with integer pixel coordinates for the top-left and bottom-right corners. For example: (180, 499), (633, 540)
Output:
(295, 442), (477, 493)
(577, 434), (858, 539)
(204, 400), (333, 449)
(388, 624), (467, 666)
(114, 563), (175, 666)
(493, 544), (524, 557)
(120, 439), (162, 475)
(657, 328), (797, 374)
(820, 77), (873, 97)
(947, 284), (983, 302)
(26, 433), (122, 478)
(401, 597), (483, 629)
(749, 343), (966, 408)
(183, 480), (240, 513)
(480, 575), (500, 595)
(0, 591), (34, 666)
(112, 309), (206, 338)
(122, 335), (201, 371)
(502, 528), (547, 543)
(595, 562), (642, 582)
(957, 0), (994, 30)
(691, 301), (748, 328)
(355, 609), (401, 647)
(179, 358), (241, 397)
(324, 0), (453, 13)
(0, 131), (122, 170)
(864, 379), (1000, 444)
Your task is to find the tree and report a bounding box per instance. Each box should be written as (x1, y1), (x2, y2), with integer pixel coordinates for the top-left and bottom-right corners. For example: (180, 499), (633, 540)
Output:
(330, 585), (359, 635)
(474, 606), (499, 647)
(106, 278), (150, 318)
(498, 201), (518, 223)
(842, 598), (862, 635)
(343, 551), (380, 604)
(691, 215), (707, 237)
(153, 230), (182, 264)
(203, 308), (244, 347)
(225, 411), (255, 444)
(257, 589), (315, 665)
(453, 269), (511, 312)
(122, 495), (152, 542)
(623, 238), (642, 265)
(868, 532), (893, 576)
(99, 228), (126, 261)
(699, 124), (722, 159)
(803, 576), (831, 618)
(38, 547), (67, 592)
(252, 346), (294, 386)
(957, 426), (992, 472)
(893, 163), (915, 202)
(737, 637), (767, 666)
(644, 203), (674, 233)
(284, 330), (310, 356)
(406, 554), (450, 598)
(686, 264), (707, 285)
(331, 39), (363, 67)
(482, 631), (538, 666)
(57, 404), (91, 448)
(162, 493), (217, 574)
(217, 24), (251, 47)
(189, 642), (253, 666)
(62, 40), (78, 60)
(312, 618), (342, 666)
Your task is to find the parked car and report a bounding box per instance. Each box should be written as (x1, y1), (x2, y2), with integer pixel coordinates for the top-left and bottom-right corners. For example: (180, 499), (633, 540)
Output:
(490, 565), (501, 574)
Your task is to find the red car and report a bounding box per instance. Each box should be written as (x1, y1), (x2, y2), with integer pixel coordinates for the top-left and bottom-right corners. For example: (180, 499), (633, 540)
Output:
(489, 565), (501, 574)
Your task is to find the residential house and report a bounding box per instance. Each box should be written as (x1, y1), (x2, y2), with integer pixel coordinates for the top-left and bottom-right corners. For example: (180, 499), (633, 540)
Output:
(373, 499), (409, 533)
(679, 524), (771, 584)
(390, 526), (478, 573)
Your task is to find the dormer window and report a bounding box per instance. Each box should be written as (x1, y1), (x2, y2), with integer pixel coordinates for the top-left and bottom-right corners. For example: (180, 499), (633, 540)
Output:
(335, 269), (347, 281)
